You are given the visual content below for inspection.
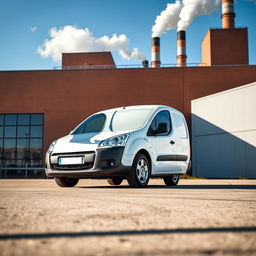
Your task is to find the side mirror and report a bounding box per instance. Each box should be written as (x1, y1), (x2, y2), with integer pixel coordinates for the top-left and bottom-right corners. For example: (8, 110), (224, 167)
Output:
(154, 123), (168, 135)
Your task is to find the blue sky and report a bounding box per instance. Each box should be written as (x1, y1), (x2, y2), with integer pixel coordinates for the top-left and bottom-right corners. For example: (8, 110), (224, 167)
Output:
(0, 0), (255, 70)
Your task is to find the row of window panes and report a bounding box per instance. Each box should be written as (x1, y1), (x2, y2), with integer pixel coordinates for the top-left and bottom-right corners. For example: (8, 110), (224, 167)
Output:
(0, 114), (43, 126)
(0, 159), (43, 167)
(0, 126), (43, 138)
(0, 138), (42, 148)
(0, 139), (42, 161)
(0, 150), (42, 160)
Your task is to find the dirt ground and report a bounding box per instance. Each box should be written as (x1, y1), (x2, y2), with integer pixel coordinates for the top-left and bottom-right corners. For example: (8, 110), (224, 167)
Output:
(0, 179), (255, 256)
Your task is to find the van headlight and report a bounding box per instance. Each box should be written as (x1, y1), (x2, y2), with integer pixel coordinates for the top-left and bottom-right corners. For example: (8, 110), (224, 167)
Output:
(99, 134), (129, 147)
(48, 140), (57, 152)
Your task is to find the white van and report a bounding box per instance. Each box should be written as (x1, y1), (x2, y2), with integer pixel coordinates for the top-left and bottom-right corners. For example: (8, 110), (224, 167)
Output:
(45, 105), (190, 187)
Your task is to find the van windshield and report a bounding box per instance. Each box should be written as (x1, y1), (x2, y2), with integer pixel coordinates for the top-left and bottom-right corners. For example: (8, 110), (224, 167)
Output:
(111, 109), (153, 132)
(73, 114), (106, 134)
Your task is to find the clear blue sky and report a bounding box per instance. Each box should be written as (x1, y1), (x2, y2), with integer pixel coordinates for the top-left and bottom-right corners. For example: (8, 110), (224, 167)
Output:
(0, 0), (255, 70)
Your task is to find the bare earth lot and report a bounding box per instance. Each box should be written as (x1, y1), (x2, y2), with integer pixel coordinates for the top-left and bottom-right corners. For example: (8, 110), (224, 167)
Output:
(0, 179), (256, 256)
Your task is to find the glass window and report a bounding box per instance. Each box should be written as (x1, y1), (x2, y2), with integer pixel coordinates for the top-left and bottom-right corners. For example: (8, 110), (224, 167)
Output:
(18, 114), (30, 125)
(111, 109), (153, 132)
(73, 114), (106, 134)
(0, 138), (3, 165)
(0, 113), (44, 168)
(31, 114), (43, 125)
(0, 138), (3, 153)
(16, 159), (27, 167)
(4, 126), (16, 137)
(5, 115), (17, 125)
(30, 139), (42, 160)
(17, 126), (30, 138)
(147, 110), (172, 136)
(17, 139), (29, 159)
(0, 127), (3, 137)
(3, 139), (16, 160)
(0, 115), (4, 125)
(3, 159), (16, 166)
(30, 126), (43, 137)
(173, 113), (188, 138)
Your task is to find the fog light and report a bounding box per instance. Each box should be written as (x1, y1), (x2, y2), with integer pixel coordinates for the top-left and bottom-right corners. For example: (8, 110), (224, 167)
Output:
(109, 160), (115, 167)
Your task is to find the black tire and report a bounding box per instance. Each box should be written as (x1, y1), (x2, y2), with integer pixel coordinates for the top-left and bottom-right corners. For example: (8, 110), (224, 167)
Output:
(127, 153), (150, 188)
(54, 177), (79, 187)
(107, 178), (123, 186)
(163, 174), (179, 186)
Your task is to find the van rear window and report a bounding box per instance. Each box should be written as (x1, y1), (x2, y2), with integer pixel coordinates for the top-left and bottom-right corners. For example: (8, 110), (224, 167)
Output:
(173, 113), (188, 138)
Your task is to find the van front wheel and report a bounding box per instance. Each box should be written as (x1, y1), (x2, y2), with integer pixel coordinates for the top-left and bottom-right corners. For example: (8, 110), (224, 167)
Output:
(127, 154), (150, 188)
(163, 174), (179, 186)
(54, 177), (79, 187)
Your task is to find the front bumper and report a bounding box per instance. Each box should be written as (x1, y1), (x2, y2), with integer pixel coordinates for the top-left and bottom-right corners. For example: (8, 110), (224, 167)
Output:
(45, 146), (131, 178)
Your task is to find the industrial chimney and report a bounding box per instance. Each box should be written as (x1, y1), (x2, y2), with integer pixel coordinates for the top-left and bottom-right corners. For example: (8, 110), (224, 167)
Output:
(151, 37), (161, 68)
(142, 60), (149, 68)
(222, 0), (235, 28)
(177, 30), (187, 67)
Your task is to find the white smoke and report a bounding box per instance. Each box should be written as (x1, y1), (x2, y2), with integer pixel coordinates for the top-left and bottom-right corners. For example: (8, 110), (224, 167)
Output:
(37, 25), (147, 62)
(177, 0), (221, 31)
(152, 0), (182, 37)
(152, 0), (221, 36)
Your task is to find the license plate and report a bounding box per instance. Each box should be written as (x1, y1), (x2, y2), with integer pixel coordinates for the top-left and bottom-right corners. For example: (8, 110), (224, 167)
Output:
(58, 157), (85, 165)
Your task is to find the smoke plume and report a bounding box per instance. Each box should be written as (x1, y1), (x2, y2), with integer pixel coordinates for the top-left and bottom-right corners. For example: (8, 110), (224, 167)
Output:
(177, 0), (221, 31)
(152, 1), (182, 37)
(37, 25), (147, 62)
(152, 0), (221, 35)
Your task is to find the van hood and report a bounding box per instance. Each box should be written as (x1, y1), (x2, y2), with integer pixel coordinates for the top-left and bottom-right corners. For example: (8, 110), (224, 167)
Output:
(53, 131), (129, 153)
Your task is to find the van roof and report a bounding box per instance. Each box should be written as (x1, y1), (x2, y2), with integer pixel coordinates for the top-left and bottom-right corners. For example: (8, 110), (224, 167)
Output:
(96, 105), (181, 114)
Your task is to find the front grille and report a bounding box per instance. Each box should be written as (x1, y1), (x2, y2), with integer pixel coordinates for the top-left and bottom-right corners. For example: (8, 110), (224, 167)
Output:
(51, 151), (95, 156)
(50, 151), (95, 171)
(51, 162), (94, 171)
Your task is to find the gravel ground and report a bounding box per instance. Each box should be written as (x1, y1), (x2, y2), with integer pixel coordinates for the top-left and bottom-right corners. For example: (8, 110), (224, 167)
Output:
(0, 179), (255, 256)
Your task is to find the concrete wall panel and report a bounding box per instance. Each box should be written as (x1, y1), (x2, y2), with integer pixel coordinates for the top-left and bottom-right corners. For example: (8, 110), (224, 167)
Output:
(192, 82), (256, 178)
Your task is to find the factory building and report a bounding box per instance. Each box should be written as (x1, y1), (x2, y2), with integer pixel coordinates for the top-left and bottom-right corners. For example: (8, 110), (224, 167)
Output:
(0, 0), (255, 177)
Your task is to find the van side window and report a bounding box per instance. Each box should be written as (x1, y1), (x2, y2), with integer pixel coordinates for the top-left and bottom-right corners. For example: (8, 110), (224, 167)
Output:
(147, 110), (172, 136)
(173, 113), (188, 138)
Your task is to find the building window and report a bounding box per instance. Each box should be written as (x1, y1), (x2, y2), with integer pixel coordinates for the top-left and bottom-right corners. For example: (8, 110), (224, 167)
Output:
(0, 114), (44, 168)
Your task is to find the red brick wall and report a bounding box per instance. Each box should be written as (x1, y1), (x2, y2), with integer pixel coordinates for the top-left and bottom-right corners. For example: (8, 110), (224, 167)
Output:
(201, 28), (249, 66)
(62, 52), (116, 68)
(1, 65), (256, 153)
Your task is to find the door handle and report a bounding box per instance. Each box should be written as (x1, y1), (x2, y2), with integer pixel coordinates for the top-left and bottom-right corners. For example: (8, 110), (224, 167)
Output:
(170, 140), (175, 145)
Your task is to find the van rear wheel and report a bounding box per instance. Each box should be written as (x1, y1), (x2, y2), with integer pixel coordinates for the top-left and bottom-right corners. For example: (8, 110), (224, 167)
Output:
(163, 174), (179, 186)
(127, 153), (150, 188)
(54, 177), (79, 187)
(107, 178), (123, 186)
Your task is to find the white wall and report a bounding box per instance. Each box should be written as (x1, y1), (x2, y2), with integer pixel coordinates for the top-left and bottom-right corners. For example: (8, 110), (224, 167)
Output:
(192, 82), (256, 178)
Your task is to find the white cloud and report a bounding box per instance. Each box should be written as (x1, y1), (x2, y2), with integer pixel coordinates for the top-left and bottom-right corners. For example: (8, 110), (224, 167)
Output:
(37, 25), (146, 62)
(30, 26), (37, 32)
